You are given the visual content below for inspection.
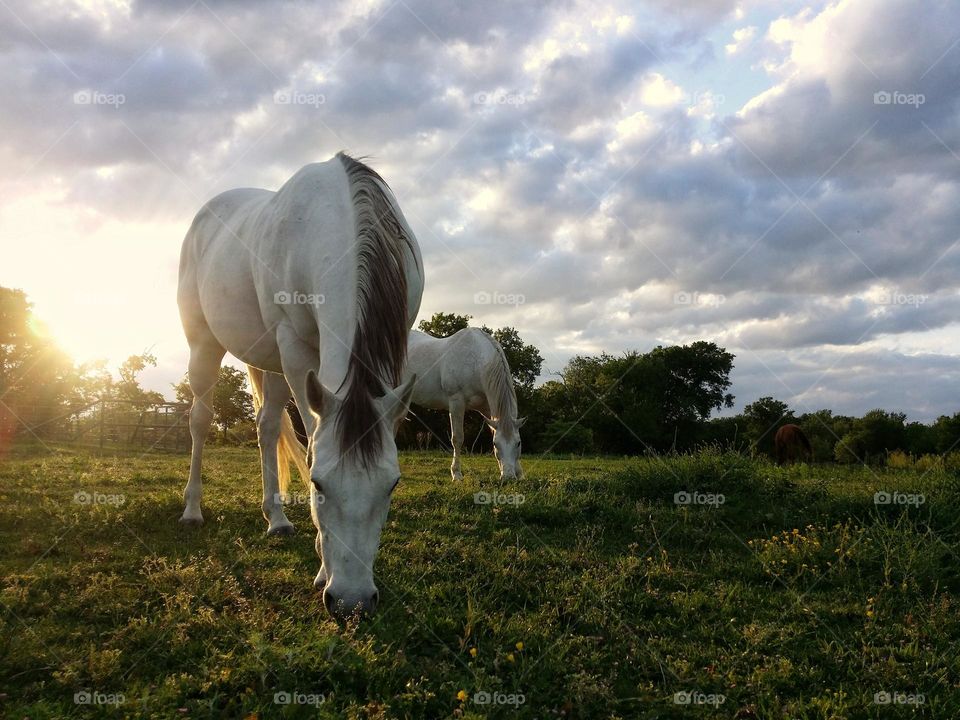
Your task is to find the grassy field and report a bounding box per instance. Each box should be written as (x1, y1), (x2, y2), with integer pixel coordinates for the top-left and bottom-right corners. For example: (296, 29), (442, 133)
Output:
(1, 444), (959, 719)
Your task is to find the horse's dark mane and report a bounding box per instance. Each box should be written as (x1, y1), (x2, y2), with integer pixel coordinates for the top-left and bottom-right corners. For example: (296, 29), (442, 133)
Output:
(479, 331), (518, 433)
(336, 152), (416, 465)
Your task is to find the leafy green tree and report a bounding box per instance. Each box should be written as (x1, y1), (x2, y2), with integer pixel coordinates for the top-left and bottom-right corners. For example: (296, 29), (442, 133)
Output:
(115, 353), (164, 405)
(831, 410), (907, 464)
(0, 287), (74, 433)
(904, 421), (937, 456)
(174, 366), (254, 441)
(646, 342), (735, 431)
(798, 409), (840, 462)
(418, 312), (471, 338)
(0, 287), (33, 393)
(835, 430), (868, 464)
(857, 409), (906, 460)
(933, 412), (960, 454)
(550, 342), (735, 454)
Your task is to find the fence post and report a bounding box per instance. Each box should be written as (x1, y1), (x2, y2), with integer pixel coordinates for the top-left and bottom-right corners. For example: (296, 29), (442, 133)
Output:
(99, 398), (105, 450)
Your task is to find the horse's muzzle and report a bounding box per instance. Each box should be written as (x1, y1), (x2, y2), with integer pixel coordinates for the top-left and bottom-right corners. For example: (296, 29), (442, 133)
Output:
(323, 589), (378, 618)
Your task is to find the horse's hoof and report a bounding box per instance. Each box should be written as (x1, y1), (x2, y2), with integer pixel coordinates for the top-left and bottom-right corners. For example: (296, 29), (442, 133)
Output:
(179, 516), (203, 528)
(267, 523), (296, 537)
(451, 472), (463, 482)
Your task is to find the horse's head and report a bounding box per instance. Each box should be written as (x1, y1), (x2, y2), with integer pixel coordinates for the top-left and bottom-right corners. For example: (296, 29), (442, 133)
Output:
(304, 369), (415, 619)
(486, 416), (526, 480)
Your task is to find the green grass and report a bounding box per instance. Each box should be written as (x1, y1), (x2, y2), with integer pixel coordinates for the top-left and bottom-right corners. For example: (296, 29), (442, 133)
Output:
(1, 444), (959, 718)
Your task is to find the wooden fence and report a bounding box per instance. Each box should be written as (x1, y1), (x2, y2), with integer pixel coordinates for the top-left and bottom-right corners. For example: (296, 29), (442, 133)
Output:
(5, 398), (192, 453)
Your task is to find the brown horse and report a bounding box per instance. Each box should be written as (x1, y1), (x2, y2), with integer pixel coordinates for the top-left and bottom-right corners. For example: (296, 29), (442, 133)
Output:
(774, 424), (812, 465)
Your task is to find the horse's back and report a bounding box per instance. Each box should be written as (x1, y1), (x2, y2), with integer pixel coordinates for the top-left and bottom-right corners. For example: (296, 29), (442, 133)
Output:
(180, 187), (274, 273)
(407, 328), (493, 411)
(178, 155), (421, 374)
(184, 158), (352, 273)
(178, 159), (358, 368)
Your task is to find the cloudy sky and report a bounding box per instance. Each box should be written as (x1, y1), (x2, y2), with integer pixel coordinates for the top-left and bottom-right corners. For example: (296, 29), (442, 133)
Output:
(2, 0), (959, 420)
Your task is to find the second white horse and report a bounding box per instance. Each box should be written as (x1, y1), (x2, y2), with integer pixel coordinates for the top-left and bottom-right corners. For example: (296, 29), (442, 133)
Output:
(405, 328), (524, 480)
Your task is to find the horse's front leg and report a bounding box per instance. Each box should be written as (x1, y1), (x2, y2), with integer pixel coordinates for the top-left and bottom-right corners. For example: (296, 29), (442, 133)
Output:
(179, 342), (225, 526)
(275, 325), (325, 580)
(255, 370), (296, 536)
(449, 397), (465, 481)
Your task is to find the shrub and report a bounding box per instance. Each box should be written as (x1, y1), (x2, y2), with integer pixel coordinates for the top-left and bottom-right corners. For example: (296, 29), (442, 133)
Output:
(886, 449), (912, 469)
(915, 454), (943, 472)
(834, 431), (866, 463)
(540, 420), (594, 454)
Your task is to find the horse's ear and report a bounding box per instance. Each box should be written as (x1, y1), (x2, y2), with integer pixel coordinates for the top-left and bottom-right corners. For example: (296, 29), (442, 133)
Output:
(481, 413), (498, 431)
(305, 369), (335, 417)
(383, 374), (416, 424)
(516, 416), (527, 429)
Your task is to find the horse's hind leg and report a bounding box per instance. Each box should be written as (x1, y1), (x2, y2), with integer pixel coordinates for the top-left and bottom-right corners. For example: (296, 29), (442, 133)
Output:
(258, 371), (296, 536)
(179, 341), (225, 526)
(449, 397), (465, 481)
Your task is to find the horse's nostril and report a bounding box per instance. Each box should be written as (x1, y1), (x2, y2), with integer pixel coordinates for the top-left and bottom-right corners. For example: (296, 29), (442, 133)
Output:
(322, 589), (378, 618)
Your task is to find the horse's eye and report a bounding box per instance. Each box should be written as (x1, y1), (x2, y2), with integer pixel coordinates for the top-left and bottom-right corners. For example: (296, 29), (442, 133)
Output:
(311, 478), (323, 494)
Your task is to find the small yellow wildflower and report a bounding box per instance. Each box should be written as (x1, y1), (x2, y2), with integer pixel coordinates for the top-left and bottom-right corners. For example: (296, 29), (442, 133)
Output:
(506, 653), (515, 663)
(515, 641), (524, 651)
(457, 690), (467, 702)
(469, 647), (477, 658)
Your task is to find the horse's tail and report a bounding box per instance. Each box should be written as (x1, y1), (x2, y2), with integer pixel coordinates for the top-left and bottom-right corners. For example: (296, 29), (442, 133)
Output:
(479, 332), (517, 423)
(247, 366), (310, 495)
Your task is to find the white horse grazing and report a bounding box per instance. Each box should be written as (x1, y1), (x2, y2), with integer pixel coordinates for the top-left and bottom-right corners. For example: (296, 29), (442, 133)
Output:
(178, 153), (423, 617)
(405, 328), (524, 481)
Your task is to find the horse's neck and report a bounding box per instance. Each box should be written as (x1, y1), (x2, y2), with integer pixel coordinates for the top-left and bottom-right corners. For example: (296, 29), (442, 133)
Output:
(317, 311), (356, 394)
(481, 341), (517, 425)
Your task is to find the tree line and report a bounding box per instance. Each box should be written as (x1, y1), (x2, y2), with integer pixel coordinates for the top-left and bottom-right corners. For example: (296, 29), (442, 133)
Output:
(3, 286), (958, 463)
